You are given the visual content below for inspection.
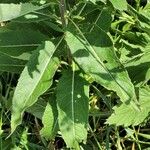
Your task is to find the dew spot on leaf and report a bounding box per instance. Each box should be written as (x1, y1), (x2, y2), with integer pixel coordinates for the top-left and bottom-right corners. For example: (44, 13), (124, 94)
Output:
(77, 94), (81, 98)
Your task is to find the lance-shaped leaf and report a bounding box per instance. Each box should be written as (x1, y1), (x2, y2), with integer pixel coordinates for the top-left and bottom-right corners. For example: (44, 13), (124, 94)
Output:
(106, 86), (150, 126)
(40, 97), (58, 140)
(11, 40), (62, 133)
(56, 70), (89, 149)
(66, 25), (138, 106)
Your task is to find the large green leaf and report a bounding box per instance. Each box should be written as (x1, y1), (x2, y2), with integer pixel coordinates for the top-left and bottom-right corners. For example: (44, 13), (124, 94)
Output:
(0, 52), (26, 73)
(66, 25), (138, 106)
(107, 86), (150, 126)
(11, 40), (62, 133)
(56, 69), (89, 149)
(0, 30), (48, 58)
(40, 97), (58, 140)
(0, 3), (42, 22)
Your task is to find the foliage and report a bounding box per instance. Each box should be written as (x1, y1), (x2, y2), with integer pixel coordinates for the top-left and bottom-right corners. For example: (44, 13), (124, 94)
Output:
(0, 0), (150, 149)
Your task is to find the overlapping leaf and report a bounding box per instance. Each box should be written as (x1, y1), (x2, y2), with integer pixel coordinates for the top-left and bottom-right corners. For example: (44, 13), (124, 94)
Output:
(0, 3), (41, 22)
(126, 52), (150, 86)
(0, 52), (26, 73)
(71, 2), (112, 33)
(26, 98), (47, 120)
(66, 24), (138, 105)
(0, 30), (48, 57)
(11, 40), (62, 133)
(56, 70), (89, 149)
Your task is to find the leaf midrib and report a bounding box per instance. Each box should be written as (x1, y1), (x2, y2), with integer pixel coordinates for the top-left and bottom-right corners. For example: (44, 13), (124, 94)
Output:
(71, 68), (75, 139)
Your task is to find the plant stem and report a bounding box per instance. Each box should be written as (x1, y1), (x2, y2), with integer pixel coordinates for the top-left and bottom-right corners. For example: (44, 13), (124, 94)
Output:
(59, 0), (67, 28)
(59, 0), (72, 64)
(135, 0), (140, 11)
(88, 124), (103, 150)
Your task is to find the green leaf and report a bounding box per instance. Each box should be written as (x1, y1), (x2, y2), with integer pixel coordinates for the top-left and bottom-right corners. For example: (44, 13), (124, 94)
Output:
(40, 97), (58, 140)
(72, 3), (112, 33)
(89, 0), (107, 4)
(12, 12), (50, 23)
(125, 52), (150, 86)
(43, 21), (64, 33)
(95, 8), (112, 32)
(0, 3), (41, 22)
(110, 0), (127, 11)
(139, 2), (150, 22)
(66, 25), (138, 106)
(26, 98), (47, 120)
(107, 86), (150, 126)
(11, 39), (62, 133)
(0, 52), (26, 73)
(0, 30), (48, 57)
(138, 132), (150, 140)
(56, 69), (89, 149)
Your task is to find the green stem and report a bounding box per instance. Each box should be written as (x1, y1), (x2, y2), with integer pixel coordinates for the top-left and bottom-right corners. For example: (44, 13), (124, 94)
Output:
(60, 0), (72, 64)
(88, 124), (103, 150)
(135, 0), (140, 11)
(59, 0), (67, 28)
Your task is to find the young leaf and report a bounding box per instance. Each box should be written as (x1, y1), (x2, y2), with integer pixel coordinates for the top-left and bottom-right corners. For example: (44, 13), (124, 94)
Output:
(66, 25), (138, 106)
(40, 97), (58, 140)
(11, 39), (62, 133)
(56, 69), (89, 149)
(107, 86), (150, 126)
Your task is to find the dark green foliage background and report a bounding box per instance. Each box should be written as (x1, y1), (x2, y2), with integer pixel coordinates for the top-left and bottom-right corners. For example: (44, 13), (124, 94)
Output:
(0, 0), (150, 149)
